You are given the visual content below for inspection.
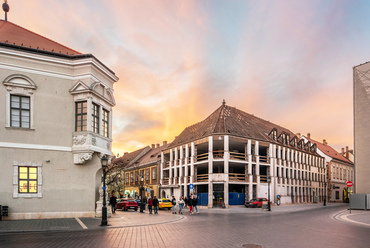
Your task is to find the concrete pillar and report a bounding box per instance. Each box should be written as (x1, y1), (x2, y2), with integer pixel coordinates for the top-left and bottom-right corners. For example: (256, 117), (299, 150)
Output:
(255, 141), (260, 195)
(169, 149), (173, 185)
(179, 146), (183, 184)
(208, 136), (214, 207)
(190, 142), (195, 184)
(224, 135), (229, 207)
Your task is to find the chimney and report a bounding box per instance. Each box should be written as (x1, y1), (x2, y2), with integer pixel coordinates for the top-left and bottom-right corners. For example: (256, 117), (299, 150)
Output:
(163, 141), (167, 146)
(156, 143), (160, 148)
(151, 144), (155, 149)
(295, 133), (301, 137)
(323, 139), (327, 145)
(346, 146), (349, 158)
(341, 148), (344, 155)
(124, 152), (128, 155)
(307, 133), (311, 139)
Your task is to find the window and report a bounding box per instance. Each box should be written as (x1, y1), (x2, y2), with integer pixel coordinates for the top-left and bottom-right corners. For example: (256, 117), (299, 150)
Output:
(75, 101), (87, 131)
(130, 173), (133, 183)
(152, 168), (156, 180)
(126, 173), (129, 183)
(135, 172), (138, 182)
(92, 103), (99, 133)
(10, 95), (30, 128)
(146, 170), (149, 181)
(102, 109), (109, 137)
(18, 166), (37, 193)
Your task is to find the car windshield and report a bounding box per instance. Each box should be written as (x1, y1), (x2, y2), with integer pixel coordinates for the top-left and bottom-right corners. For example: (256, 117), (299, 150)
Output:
(162, 200), (170, 203)
(249, 199), (258, 201)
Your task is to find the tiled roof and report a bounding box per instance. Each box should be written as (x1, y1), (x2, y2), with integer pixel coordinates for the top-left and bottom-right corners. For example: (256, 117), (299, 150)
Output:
(109, 147), (149, 171)
(169, 103), (296, 148)
(0, 20), (81, 55)
(303, 136), (353, 165)
(125, 144), (170, 170)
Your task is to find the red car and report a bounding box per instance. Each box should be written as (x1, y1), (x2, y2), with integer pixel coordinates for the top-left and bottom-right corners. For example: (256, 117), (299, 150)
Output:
(245, 198), (268, 208)
(116, 199), (138, 211)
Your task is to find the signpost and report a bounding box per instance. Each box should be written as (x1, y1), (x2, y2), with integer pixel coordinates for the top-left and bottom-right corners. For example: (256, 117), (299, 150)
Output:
(189, 184), (194, 195)
(347, 181), (353, 214)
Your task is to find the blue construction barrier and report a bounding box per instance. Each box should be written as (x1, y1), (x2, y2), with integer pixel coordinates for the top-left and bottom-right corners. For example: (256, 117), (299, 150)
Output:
(197, 193), (208, 206)
(229, 193), (245, 205)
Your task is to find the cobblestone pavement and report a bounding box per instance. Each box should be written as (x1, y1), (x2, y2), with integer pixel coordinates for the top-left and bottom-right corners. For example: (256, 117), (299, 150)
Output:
(0, 204), (369, 248)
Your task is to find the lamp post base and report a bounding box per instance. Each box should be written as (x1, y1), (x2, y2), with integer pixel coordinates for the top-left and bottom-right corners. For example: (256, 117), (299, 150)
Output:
(101, 206), (108, 226)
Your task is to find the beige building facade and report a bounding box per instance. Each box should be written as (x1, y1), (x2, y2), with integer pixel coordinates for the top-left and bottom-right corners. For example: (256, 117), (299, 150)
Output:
(0, 20), (118, 219)
(354, 62), (370, 194)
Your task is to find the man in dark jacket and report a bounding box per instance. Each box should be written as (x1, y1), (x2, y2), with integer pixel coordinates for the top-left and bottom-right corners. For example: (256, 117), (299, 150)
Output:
(153, 196), (159, 214)
(140, 195), (147, 213)
(171, 196), (177, 214)
(192, 195), (199, 214)
(109, 192), (117, 214)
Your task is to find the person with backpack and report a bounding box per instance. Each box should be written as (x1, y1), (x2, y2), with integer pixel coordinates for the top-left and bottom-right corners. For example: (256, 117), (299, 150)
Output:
(148, 196), (153, 214)
(188, 195), (193, 214)
(171, 195), (177, 214)
(192, 195), (199, 214)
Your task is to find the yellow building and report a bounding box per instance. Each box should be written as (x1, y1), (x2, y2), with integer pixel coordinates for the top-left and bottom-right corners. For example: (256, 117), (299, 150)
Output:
(124, 143), (168, 199)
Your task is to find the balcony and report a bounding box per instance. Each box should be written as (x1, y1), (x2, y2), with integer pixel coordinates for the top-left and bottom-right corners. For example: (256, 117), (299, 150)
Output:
(229, 151), (246, 161)
(229, 173), (246, 182)
(259, 156), (269, 163)
(162, 178), (169, 185)
(197, 174), (209, 182)
(213, 151), (224, 159)
(195, 153), (208, 162)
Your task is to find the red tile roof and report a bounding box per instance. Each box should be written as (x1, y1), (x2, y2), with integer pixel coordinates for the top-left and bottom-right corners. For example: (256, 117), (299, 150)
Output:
(303, 136), (353, 165)
(125, 144), (170, 170)
(0, 20), (81, 55)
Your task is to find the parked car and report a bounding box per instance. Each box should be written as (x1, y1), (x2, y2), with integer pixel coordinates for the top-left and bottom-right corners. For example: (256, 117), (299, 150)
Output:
(116, 199), (138, 211)
(158, 198), (172, 210)
(245, 198), (268, 208)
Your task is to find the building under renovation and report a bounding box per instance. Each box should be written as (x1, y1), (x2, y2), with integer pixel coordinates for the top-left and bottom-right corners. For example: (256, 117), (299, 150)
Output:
(160, 102), (326, 208)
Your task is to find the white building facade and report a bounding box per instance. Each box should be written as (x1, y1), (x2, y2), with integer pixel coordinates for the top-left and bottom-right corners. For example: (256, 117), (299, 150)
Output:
(0, 20), (118, 219)
(160, 104), (326, 207)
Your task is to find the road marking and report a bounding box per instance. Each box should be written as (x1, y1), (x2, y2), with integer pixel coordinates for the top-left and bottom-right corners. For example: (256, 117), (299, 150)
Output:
(75, 217), (88, 229)
(340, 213), (370, 227)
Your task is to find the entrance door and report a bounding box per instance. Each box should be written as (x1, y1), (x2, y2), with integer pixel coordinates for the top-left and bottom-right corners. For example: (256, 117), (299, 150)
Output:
(213, 183), (224, 207)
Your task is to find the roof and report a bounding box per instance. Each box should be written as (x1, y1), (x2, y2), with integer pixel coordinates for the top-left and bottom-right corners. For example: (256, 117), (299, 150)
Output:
(108, 147), (149, 171)
(0, 19), (81, 55)
(303, 136), (353, 165)
(125, 143), (170, 170)
(169, 103), (296, 148)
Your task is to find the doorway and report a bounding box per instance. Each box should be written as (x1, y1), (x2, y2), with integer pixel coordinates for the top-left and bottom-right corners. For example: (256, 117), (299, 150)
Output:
(213, 183), (224, 208)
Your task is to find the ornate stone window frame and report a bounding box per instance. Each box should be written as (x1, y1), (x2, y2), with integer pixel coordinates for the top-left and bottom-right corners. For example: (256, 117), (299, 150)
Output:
(13, 161), (43, 198)
(3, 74), (37, 129)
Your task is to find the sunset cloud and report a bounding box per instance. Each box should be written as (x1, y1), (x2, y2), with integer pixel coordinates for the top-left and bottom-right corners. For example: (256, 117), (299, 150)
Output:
(8, 0), (367, 155)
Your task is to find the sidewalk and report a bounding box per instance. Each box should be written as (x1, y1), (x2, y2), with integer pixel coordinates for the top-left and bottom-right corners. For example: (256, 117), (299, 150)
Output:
(1, 203), (369, 233)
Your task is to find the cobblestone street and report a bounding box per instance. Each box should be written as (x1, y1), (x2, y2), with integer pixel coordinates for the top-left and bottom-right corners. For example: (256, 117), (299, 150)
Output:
(0, 204), (369, 248)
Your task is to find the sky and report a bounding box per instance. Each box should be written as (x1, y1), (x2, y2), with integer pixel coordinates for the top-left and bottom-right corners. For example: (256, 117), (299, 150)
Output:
(6, 0), (370, 155)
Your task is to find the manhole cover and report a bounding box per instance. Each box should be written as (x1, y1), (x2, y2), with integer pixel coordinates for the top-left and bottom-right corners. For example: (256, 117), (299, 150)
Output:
(242, 245), (262, 248)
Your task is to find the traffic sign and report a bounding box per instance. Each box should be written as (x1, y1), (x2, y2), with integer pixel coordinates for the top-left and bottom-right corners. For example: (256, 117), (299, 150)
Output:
(346, 181), (353, 187)
(189, 184), (193, 189)
(146, 188), (150, 193)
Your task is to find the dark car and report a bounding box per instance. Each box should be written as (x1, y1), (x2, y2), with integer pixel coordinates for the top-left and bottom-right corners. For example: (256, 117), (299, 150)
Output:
(116, 199), (138, 211)
(245, 198), (268, 208)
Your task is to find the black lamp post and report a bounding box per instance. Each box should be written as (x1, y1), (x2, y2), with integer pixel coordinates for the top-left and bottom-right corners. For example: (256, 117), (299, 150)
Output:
(101, 155), (108, 226)
(139, 175), (144, 212)
(323, 181), (327, 206)
(267, 176), (271, 211)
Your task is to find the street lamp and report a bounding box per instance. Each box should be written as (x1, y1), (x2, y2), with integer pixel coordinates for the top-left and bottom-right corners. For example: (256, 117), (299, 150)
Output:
(267, 176), (271, 211)
(140, 175), (144, 212)
(101, 155), (108, 226)
(323, 181), (327, 206)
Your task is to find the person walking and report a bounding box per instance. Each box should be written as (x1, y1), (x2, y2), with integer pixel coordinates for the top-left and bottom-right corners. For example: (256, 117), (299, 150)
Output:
(148, 196), (153, 214)
(171, 195), (177, 214)
(184, 196), (188, 208)
(153, 196), (159, 214)
(178, 196), (185, 214)
(188, 195), (193, 214)
(109, 192), (117, 214)
(140, 195), (147, 213)
(192, 195), (199, 214)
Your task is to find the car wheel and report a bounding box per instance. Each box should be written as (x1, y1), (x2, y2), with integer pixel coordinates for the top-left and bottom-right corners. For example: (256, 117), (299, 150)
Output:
(134, 208), (138, 211)
(168, 208), (171, 210)
(122, 206), (125, 211)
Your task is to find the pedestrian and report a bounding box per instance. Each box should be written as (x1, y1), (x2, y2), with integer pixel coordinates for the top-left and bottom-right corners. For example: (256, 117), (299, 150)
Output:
(148, 196), (153, 214)
(109, 192), (117, 214)
(171, 195), (177, 214)
(184, 196), (188, 208)
(192, 195), (199, 214)
(140, 195), (147, 213)
(188, 195), (193, 214)
(153, 196), (159, 214)
(178, 196), (185, 214)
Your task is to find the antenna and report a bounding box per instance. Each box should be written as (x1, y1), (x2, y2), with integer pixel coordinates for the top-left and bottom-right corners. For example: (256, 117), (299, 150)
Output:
(2, 0), (9, 21)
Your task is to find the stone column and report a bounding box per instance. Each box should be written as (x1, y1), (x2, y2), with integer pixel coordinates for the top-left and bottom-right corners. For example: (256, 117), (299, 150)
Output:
(224, 135), (229, 207)
(208, 136), (213, 208)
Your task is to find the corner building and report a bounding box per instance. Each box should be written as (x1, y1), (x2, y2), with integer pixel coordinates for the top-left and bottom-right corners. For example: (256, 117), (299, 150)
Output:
(160, 103), (326, 207)
(0, 20), (118, 219)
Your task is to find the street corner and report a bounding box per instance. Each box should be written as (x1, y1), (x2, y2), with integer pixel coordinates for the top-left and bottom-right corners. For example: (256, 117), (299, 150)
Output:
(334, 210), (370, 228)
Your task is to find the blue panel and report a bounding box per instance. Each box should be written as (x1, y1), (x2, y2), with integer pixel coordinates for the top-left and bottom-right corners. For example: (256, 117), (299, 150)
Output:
(229, 193), (245, 205)
(197, 193), (208, 206)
